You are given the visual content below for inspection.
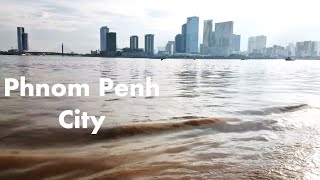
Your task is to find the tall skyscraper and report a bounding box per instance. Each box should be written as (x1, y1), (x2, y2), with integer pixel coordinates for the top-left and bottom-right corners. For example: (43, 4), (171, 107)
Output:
(303, 41), (313, 57)
(212, 21), (234, 56)
(232, 34), (241, 52)
(296, 42), (305, 57)
(186, 16), (199, 54)
(181, 24), (187, 53)
(248, 37), (256, 54)
(255, 36), (267, 51)
(202, 20), (213, 55)
(22, 33), (29, 51)
(130, 36), (139, 49)
(17, 27), (24, 52)
(165, 41), (175, 54)
(203, 20), (213, 48)
(100, 26), (109, 52)
(107, 32), (117, 52)
(210, 31), (215, 47)
(17, 27), (29, 52)
(311, 41), (320, 57)
(247, 35), (267, 54)
(145, 34), (154, 55)
(175, 34), (183, 53)
(286, 43), (296, 57)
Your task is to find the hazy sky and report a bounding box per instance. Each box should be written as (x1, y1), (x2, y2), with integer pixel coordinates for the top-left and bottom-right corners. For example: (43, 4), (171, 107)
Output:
(1, 0), (320, 53)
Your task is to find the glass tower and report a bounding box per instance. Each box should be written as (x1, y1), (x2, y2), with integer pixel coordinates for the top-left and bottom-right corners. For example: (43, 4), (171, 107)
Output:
(186, 17), (199, 54)
(100, 26), (109, 52)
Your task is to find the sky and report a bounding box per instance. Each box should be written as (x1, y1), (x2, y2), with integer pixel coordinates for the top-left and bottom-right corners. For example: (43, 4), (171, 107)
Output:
(1, 0), (320, 53)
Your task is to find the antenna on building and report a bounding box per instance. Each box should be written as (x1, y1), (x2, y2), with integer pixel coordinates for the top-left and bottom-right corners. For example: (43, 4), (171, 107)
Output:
(62, 43), (64, 56)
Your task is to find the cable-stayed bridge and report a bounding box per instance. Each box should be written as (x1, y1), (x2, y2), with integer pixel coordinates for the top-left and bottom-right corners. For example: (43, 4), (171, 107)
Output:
(15, 43), (83, 56)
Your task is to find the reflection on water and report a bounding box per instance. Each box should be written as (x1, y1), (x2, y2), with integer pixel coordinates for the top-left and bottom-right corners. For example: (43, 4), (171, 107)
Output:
(0, 56), (320, 179)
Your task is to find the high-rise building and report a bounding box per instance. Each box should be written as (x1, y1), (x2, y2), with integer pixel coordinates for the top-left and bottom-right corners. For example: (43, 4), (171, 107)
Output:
(145, 34), (154, 55)
(255, 36), (267, 51)
(212, 21), (234, 56)
(296, 42), (305, 57)
(203, 20), (213, 48)
(165, 41), (175, 54)
(100, 26), (109, 52)
(286, 43), (296, 57)
(248, 35), (267, 54)
(22, 33), (29, 51)
(130, 36), (139, 49)
(17, 27), (29, 52)
(175, 34), (183, 53)
(17, 27), (24, 52)
(248, 37), (256, 54)
(295, 41), (314, 57)
(106, 32), (117, 52)
(186, 16), (199, 54)
(271, 45), (288, 57)
(312, 41), (320, 57)
(202, 20), (213, 55)
(181, 24), (187, 53)
(232, 34), (241, 52)
(210, 31), (215, 47)
(303, 41), (313, 57)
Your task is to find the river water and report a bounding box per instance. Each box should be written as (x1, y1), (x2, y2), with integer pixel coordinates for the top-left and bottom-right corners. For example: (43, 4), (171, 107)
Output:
(0, 56), (320, 179)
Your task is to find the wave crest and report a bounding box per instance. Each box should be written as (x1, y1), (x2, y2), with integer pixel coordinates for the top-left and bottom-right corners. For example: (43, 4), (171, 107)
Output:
(237, 104), (308, 116)
(0, 118), (239, 148)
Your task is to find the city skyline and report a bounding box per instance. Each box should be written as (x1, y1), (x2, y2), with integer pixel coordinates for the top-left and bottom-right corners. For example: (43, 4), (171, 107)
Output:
(8, 22), (320, 58)
(9, 22), (320, 58)
(1, 0), (320, 53)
